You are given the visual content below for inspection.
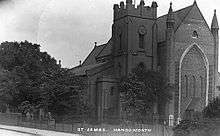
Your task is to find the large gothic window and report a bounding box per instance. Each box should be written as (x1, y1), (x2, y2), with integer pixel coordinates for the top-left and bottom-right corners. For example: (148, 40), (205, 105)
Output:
(193, 76), (196, 97)
(189, 76), (194, 97)
(185, 75), (188, 97)
(200, 76), (203, 97)
(180, 45), (207, 117)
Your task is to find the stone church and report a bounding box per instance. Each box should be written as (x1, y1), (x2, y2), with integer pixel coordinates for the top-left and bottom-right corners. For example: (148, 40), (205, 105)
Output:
(70, 0), (220, 124)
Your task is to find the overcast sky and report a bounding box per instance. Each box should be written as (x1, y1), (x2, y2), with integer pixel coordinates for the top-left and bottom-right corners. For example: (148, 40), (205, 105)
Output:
(0, 0), (218, 68)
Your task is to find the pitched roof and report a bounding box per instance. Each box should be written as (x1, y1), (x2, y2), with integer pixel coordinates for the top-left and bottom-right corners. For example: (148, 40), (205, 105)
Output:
(81, 44), (105, 66)
(157, 5), (193, 42)
(70, 38), (112, 76)
(82, 38), (112, 66)
(96, 39), (112, 59)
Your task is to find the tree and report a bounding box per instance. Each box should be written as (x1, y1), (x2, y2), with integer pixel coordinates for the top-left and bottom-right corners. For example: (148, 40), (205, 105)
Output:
(19, 101), (34, 115)
(0, 68), (19, 112)
(0, 41), (60, 110)
(0, 41), (90, 119)
(40, 68), (91, 120)
(119, 63), (173, 122)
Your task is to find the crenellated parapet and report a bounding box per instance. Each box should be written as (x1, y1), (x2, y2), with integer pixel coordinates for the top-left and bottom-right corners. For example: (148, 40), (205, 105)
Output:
(113, 0), (158, 21)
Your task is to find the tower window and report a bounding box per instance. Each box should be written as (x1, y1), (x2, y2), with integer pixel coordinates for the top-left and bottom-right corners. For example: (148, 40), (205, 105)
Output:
(110, 87), (114, 95)
(139, 34), (144, 49)
(119, 34), (122, 50)
(192, 31), (198, 38)
(118, 63), (122, 77)
(104, 89), (109, 109)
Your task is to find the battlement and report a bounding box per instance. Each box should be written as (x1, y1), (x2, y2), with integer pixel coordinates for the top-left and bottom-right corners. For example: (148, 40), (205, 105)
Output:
(113, 0), (158, 21)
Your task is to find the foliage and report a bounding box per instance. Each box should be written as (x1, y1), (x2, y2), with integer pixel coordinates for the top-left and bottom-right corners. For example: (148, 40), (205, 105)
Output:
(173, 84), (220, 136)
(174, 97), (220, 136)
(173, 120), (219, 136)
(203, 97), (220, 118)
(0, 68), (19, 107)
(40, 68), (90, 119)
(0, 41), (59, 109)
(0, 41), (90, 118)
(119, 63), (174, 121)
(18, 101), (34, 114)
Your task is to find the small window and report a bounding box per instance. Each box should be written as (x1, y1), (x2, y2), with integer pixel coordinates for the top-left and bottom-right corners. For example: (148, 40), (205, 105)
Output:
(110, 87), (114, 95)
(193, 76), (196, 97)
(104, 89), (109, 109)
(118, 63), (122, 77)
(185, 75), (188, 97)
(200, 76), (203, 97)
(119, 34), (122, 50)
(192, 31), (198, 38)
(139, 34), (144, 49)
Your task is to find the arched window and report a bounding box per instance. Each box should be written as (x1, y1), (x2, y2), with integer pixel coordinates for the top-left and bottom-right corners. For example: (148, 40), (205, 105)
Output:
(104, 89), (109, 109)
(200, 76), (203, 97)
(138, 26), (146, 49)
(185, 75), (188, 97)
(119, 34), (122, 50)
(110, 87), (114, 95)
(118, 63), (122, 77)
(193, 76), (196, 97)
(139, 34), (144, 49)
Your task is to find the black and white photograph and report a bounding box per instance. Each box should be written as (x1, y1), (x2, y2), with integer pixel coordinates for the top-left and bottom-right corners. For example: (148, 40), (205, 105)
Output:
(0, 0), (219, 136)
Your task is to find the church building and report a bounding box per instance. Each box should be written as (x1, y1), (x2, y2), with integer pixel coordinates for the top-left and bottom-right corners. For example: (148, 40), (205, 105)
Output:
(70, 0), (220, 124)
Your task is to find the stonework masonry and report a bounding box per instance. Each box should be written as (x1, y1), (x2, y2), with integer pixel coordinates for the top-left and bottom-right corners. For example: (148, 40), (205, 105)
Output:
(70, 0), (220, 124)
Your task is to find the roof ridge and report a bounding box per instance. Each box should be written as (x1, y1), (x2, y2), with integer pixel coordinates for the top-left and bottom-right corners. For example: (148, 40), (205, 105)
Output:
(157, 5), (193, 19)
(96, 38), (112, 58)
(69, 62), (107, 76)
(174, 5), (194, 32)
(96, 43), (106, 47)
(82, 43), (105, 66)
(174, 2), (212, 34)
(174, 5), (193, 13)
(81, 46), (97, 66)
